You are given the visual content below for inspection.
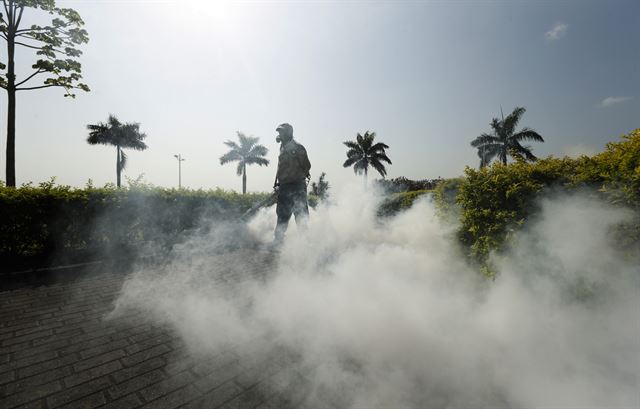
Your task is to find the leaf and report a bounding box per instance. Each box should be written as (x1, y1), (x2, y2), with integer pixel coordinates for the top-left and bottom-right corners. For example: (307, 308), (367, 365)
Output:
(343, 131), (391, 177)
(5, 2), (89, 96)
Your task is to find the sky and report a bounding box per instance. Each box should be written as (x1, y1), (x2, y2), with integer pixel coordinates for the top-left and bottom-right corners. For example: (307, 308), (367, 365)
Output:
(1, 0), (638, 192)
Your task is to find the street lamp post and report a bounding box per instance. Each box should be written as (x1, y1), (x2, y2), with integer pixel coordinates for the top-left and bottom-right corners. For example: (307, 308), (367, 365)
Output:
(173, 154), (185, 189)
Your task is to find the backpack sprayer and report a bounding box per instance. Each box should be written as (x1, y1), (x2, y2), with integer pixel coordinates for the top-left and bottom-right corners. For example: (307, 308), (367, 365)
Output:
(240, 174), (279, 222)
(240, 189), (278, 222)
(240, 174), (311, 222)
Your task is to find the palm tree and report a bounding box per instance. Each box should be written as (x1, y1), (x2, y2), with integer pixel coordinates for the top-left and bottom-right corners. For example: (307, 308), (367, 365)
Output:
(471, 107), (544, 167)
(220, 132), (269, 194)
(87, 115), (148, 188)
(343, 131), (392, 183)
(477, 145), (491, 168)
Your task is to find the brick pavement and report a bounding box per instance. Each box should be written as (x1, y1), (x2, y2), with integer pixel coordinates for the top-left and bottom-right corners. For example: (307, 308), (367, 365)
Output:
(0, 253), (317, 409)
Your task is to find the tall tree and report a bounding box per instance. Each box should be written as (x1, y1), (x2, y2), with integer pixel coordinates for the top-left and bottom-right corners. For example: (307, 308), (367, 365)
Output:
(219, 131), (269, 194)
(471, 107), (544, 167)
(343, 131), (392, 183)
(86, 115), (148, 188)
(477, 145), (491, 168)
(0, 0), (89, 186)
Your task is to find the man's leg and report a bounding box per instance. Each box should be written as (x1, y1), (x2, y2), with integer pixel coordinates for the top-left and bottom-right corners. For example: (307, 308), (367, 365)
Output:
(292, 186), (309, 229)
(274, 187), (294, 243)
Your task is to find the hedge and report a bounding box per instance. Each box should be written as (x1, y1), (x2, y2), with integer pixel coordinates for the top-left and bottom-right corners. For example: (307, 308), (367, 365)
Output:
(378, 189), (432, 217)
(454, 129), (640, 265)
(3, 129), (638, 272)
(0, 180), (270, 267)
(375, 177), (443, 193)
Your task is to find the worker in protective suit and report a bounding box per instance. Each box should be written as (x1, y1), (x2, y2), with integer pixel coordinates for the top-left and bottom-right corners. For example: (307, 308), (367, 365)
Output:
(273, 123), (311, 243)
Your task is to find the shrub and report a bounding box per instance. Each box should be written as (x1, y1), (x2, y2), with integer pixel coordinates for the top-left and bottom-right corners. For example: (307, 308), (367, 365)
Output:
(0, 182), (269, 267)
(310, 172), (330, 201)
(595, 128), (640, 207)
(455, 129), (640, 265)
(375, 176), (443, 193)
(432, 177), (464, 220)
(378, 189), (432, 217)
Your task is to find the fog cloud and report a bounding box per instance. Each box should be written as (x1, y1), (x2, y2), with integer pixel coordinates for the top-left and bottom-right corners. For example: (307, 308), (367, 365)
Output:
(111, 184), (639, 408)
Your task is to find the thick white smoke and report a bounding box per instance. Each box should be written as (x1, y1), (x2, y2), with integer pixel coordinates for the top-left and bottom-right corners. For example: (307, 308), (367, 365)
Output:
(111, 184), (640, 408)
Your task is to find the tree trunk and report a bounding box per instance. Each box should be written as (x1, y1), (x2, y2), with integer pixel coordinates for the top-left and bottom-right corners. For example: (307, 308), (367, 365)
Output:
(242, 163), (247, 194)
(5, 7), (17, 187)
(116, 145), (121, 188)
(6, 86), (16, 187)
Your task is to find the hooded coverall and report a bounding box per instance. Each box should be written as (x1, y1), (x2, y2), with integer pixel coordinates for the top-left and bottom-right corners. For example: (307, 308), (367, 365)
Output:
(274, 139), (311, 242)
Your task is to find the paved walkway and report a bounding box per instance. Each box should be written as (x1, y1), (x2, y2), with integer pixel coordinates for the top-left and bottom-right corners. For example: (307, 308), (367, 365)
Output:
(0, 258), (314, 409)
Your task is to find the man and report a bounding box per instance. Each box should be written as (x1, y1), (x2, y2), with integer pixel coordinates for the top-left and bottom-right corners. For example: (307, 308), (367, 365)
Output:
(273, 123), (311, 243)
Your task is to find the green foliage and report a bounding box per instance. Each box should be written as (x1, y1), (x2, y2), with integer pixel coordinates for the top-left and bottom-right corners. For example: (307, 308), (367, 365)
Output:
(458, 162), (543, 262)
(343, 131), (392, 178)
(2, 0), (89, 186)
(307, 193), (319, 209)
(0, 181), (269, 263)
(375, 176), (443, 193)
(456, 129), (640, 266)
(595, 128), (640, 207)
(432, 177), (463, 220)
(310, 172), (330, 201)
(378, 189), (431, 217)
(0, 0), (90, 96)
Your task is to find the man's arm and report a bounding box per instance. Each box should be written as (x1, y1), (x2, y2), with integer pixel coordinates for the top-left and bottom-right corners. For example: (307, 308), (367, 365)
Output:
(299, 146), (311, 177)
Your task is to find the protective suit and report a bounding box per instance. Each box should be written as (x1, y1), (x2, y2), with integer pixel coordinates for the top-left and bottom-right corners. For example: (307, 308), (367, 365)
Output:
(274, 123), (311, 243)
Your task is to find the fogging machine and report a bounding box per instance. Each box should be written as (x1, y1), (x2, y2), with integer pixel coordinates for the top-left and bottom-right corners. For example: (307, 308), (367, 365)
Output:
(241, 189), (278, 221)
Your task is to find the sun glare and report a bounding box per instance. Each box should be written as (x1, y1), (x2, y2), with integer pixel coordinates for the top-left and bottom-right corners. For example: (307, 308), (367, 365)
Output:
(172, 0), (264, 31)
